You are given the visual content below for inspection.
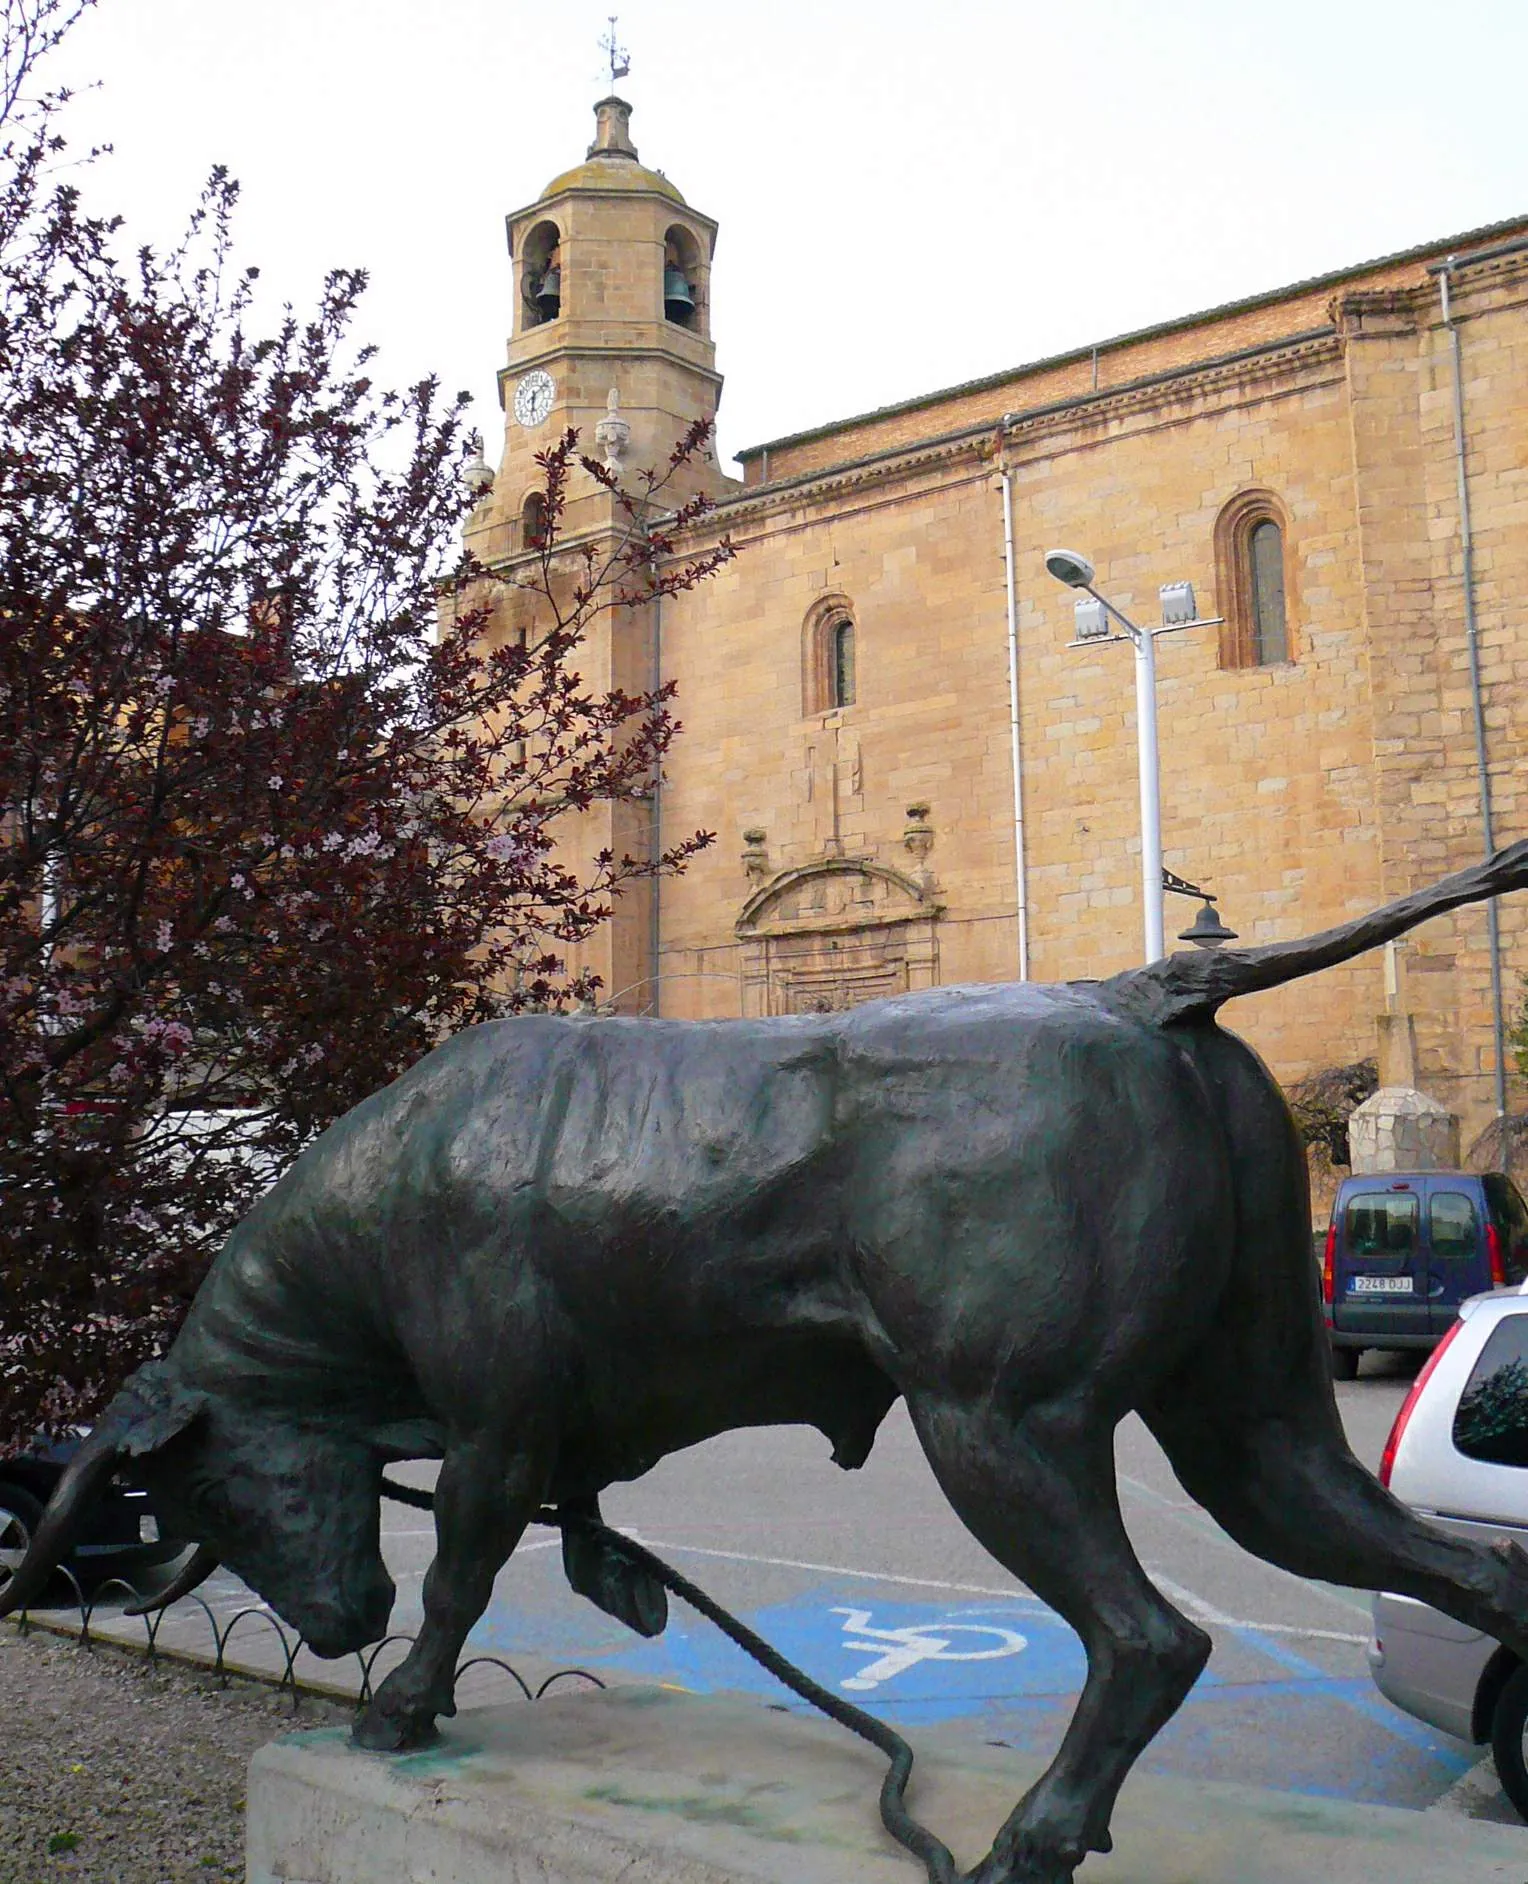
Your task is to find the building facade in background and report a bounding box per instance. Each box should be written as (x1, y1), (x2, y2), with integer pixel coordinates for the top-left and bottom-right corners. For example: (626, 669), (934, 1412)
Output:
(467, 97), (1528, 1146)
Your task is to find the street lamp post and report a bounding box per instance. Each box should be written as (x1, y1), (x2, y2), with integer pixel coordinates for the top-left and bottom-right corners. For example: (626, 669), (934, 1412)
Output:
(1132, 606), (1164, 959)
(1043, 550), (1223, 962)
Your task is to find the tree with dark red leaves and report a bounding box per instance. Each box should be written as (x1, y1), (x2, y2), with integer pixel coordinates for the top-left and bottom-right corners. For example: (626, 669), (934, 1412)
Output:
(0, 2), (729, 1446)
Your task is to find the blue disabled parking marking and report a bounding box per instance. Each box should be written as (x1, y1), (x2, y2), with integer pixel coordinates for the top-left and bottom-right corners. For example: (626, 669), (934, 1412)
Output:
(482, 1590), (1090, 1721)
(471, 1580), (1474, 1804)
(832, 1604), (1031, 1691)
(1212, 1619), (1473, 1758)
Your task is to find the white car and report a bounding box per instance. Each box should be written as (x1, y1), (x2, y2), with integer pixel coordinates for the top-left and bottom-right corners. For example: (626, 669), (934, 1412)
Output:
(1369, 1283), (1528, 1817)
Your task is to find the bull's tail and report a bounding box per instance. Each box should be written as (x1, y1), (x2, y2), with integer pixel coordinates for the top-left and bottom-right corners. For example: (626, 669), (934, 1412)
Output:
(1106, 838), (1528, 1028)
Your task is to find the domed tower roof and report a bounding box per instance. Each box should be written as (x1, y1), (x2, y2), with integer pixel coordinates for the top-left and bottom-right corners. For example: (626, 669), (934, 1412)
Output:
(480, 92), (730, 573)
(540, 97), (686, 204)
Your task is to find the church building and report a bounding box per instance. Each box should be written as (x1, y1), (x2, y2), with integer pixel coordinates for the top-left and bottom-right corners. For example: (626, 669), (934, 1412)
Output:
(465, 95), (1528, 1150)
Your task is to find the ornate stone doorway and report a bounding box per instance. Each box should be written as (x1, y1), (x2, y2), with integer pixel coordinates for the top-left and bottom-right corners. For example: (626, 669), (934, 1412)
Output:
(735, 859), (942, 1017)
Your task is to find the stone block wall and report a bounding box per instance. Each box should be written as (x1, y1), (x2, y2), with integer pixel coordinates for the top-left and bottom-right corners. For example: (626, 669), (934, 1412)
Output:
(463, 113), (1528, 1118)
(646, 235), (1528, 1131)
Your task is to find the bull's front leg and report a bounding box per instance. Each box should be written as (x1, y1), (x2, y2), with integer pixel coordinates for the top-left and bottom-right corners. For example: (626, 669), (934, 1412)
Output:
(354, 1436), (546, 1751)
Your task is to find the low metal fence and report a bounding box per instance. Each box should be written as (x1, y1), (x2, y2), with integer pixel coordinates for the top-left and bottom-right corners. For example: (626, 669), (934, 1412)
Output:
(11, 1516), (960, 1884)
(7, 1565), (605, 1711)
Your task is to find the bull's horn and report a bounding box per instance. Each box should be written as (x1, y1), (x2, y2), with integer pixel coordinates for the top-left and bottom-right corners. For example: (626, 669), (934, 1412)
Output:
(0, 1424), (123, 1616)
(123, 1543), (220, 1616)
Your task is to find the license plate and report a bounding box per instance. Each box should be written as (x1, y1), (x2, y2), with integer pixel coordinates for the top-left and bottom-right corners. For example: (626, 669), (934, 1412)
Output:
(1349, 1274), (1414, 1295)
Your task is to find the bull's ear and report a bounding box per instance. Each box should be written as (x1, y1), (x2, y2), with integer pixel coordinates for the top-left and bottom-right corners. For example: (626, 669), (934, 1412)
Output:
(101, 1362), (209, 1457)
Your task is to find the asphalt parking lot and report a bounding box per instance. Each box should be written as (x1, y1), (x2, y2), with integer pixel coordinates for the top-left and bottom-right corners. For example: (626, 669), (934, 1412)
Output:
(64, 1349), (1518, 1827)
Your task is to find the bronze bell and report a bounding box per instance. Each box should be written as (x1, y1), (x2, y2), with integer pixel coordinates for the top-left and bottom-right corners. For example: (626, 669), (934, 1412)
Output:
(663, 265), (695, 321)
(535, 266), (561, 320)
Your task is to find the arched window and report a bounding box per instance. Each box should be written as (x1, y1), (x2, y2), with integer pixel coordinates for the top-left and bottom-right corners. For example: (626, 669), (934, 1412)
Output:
(803, 597), (858, 715)
(663, 224), (703, 332)
(1248, 520), (1288, 665)
(831, 619), (856, 708)
(1214, 490), (1294, 668)
(519, 221), (562, 330)
(521, 491), (548, 551)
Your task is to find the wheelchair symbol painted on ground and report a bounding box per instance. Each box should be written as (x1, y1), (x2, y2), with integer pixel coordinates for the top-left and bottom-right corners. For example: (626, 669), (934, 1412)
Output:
(832, 1606), (1029, 1692)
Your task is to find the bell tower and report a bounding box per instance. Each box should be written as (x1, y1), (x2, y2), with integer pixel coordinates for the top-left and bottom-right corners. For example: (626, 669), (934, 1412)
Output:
(461, 95), (731, 1014)
(466, 94), (729, 566)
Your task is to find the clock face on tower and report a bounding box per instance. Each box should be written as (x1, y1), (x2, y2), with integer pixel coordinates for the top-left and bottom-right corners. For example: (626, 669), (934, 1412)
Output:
(513, 370), (555, 429)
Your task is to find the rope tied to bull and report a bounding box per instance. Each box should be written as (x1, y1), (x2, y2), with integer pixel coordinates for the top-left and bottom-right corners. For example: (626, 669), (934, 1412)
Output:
(381, 1475), (959, 1884)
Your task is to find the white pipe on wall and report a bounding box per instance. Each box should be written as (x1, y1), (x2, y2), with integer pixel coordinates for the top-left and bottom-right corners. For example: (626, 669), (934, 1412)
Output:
(1132, 622), (1166, 963)
(1438, 259), (1508, 1129)
(998, 421), (1030, 980)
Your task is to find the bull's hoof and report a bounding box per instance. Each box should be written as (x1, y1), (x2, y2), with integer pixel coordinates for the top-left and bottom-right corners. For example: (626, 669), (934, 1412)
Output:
(563, 1522), (668, 1638)
(1493, 1536), (1528, 1584)
(351, 1701), (441, 1753)
(1489, 1537), (1528, 1655)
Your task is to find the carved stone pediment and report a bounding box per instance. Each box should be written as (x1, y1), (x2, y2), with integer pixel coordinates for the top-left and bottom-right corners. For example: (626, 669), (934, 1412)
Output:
(736, 859), (942, 1017)
(736, 859), (939, 938)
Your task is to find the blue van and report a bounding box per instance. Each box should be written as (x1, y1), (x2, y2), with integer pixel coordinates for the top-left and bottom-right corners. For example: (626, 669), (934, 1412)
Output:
(1322, 1172), (1528, 1379)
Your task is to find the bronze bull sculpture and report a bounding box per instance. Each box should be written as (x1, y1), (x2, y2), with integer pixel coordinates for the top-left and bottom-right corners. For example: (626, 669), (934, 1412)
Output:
(9, 845), (1528, 1884)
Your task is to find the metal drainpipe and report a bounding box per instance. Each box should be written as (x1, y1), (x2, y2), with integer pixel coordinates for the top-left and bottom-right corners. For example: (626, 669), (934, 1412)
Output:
(649, 582), (663, 1019)
(999, 417), (1030, 980)
(1438, 260), (1508, 1133)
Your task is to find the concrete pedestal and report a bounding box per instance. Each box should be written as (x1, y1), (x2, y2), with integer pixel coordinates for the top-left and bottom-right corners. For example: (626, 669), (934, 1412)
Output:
(247, 1685), (1528, 1884)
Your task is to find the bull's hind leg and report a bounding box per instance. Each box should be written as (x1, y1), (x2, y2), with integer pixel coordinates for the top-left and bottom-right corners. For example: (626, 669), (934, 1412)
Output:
(1144, 1014), (1528, 1668)
(1144, 1366), (1528, 1663)
(354, 1433), (549, 1751)
(908, 1393), (1210, 1884)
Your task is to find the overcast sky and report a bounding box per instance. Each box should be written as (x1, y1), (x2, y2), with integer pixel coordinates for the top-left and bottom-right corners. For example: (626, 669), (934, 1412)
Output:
(41, 1), (1528, 475)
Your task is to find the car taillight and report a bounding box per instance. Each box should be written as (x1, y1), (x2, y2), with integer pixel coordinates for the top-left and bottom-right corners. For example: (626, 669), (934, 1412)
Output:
(1488, 1221), (1507, 1288)
(1379, 1318), (1465, 1488)
(1321, 1220), (1336, 1306)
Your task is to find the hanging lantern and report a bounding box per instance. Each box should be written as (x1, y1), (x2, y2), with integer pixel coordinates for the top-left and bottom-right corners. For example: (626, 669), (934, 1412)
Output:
(1178, 898), (1239, 950)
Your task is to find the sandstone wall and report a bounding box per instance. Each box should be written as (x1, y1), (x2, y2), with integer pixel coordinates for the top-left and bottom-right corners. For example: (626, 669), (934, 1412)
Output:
(648, 243), (1528, 1143)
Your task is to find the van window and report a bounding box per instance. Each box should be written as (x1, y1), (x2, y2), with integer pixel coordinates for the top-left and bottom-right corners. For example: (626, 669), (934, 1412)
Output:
(1344, 1192), (1418, 1258)
(1484, 1174), (1528, 1283)
(1454, 1314), (1528, 1467)
(1429, 1191), (1479, 1261)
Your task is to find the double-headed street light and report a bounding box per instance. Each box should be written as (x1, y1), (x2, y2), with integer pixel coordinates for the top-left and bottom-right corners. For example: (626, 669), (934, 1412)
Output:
(1044, 550), (1224, 962)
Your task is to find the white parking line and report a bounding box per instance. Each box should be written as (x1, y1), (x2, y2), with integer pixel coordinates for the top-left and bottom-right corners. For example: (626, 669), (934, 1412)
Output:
(1146, 1570), (1367, 1646)
(584, 1533), (1368, 1644)
(1425, 1753), (1505, 1817)
(188, 1522), (1372, 1652)
(385, 1529), (563, 1552)
(606, 1532), (1037, 1602)
(1118, 1470), (1374, 1621)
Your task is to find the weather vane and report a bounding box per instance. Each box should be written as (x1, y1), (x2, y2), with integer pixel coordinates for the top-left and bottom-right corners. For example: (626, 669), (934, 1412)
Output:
(598, 16), (631, 89)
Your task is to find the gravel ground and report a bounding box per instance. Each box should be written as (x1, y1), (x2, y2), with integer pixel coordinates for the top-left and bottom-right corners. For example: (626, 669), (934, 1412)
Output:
(0, 1622), (352, 1884)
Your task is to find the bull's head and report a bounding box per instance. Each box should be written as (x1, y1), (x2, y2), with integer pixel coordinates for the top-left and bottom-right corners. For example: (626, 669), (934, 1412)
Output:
(0, 1362), (395, 1658)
